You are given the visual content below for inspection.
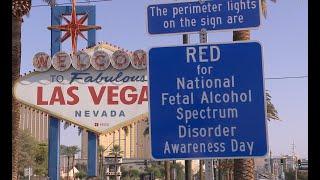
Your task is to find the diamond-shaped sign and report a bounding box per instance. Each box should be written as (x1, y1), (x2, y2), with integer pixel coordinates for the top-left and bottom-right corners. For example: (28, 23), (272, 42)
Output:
(14, 65), (148, 134)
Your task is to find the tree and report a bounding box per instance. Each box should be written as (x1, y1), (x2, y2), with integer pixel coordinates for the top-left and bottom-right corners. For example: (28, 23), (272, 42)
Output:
(233, 1), (278, 179)
(75, 170), (87, 179)
(170, 162), (185, 180)
(12, 0), (31, 179)
(285, 169), (308, 180)
(98, 145), (105, 179)
(12, 1), (57, 179)
(70, 146), (80, 178)
(164, 161), (171, 180)
(109, 144), (124, 162)
(199, 160), (204, 180)
(145, 162), (165, 179)
(60, 145), (80, 180)
(17, 129), (37, 178)
(34, 143), (48, 176)
(109, 145), (124, 179)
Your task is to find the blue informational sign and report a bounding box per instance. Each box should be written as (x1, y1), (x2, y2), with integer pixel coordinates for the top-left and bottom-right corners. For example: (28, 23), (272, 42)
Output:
(147, 0), (261, 35)
(148, 41), (268, 160)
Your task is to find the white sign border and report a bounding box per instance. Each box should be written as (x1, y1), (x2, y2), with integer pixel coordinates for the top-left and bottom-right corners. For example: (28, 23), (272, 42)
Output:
(147, 40), (269, 160)
(13, 70), (149, 135)
(145, 0), (263, 36)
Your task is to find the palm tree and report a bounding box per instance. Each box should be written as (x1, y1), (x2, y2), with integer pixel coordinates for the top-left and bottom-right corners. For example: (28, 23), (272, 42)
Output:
(142, 120), (172, 180)
(70, 146), (80, 179)
(60, 145), (71, 180)
(233, 0), (278, 179)
(60, 145), (80, 180)
(164, 161), (171, 180)
(98, 145), (105, 179)
(199, 160), (204, 180)
(12, 0), (57, 179)
(109, 145), (124, 179)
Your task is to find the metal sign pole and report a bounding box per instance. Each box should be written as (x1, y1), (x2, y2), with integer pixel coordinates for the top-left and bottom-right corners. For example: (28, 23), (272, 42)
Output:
(88, 131), (98, 177)
(199, 28), (216, 180)
(183, 33), (193, 180)
(49, 5), (98, 179)
(48, 7), (61, 179)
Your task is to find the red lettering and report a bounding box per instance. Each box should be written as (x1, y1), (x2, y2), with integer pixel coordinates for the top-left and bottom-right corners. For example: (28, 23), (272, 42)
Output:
(88, 86), (106, 105)
(49, 87), (65, 105)
(120, 86), (137, 105)
(138, 86), (148, 104)
(108, 86), (119, 105)
(37, 87), (48, 105)
(67, 86), (79, 105)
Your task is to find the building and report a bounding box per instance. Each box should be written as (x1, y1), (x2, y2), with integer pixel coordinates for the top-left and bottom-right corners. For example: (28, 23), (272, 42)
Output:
(81, 114), (150, 159)
(281, 155), (298, 171)
(19, 105), (49, 142)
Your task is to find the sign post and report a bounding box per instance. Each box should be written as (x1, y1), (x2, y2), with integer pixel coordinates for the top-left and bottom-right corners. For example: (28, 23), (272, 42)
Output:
(148, 41), (267, 160)
(50, 5), (98, 179)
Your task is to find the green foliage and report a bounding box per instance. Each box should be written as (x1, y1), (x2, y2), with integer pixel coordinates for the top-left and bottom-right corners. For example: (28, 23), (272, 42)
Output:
(170, 162), (185, 180)
(33, 143), (48, 176)
(285, 170), (308, 180)
(145, 162), (165, 178)
(18, 129), (37, 177)
(17, 129), (49, 177)
(75, 170), (87, 179)
(60, 145), (80, 157)
(42, 0), (57, 7)
(121, 167), (140, 180)
(108, 145), (123, 157)
(266, 91), (280, 121)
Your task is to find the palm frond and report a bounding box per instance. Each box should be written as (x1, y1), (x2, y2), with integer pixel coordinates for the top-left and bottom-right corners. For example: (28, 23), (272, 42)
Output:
(266, 91), (280, 121)
(261, 0), (277, 19)
(42, 0), (57, 7)
(63, 122), (71, 129)
(143, 127), (149, 136)
(77, 127), (83, 136)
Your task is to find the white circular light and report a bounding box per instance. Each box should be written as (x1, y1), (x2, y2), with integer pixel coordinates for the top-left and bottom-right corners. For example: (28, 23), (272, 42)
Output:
(52, 52), (72, 71)
(131, 50), (147, 70)
(33, 52), (51, 72)
(72, 51), (91, 71)
(111, 50), (131, 70)
(90, 50), (110, 71)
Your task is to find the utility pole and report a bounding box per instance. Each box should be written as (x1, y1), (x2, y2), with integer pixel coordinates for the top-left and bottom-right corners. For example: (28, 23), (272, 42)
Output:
(291, 140), (298, 180)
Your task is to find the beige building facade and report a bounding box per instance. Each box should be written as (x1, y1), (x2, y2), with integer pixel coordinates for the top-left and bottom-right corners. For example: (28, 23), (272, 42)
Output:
(81, 115), (151, 159)
(19, 105), (49, 142)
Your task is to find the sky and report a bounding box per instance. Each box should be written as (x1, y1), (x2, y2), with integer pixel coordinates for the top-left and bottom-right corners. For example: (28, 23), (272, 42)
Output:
(21, 0), (308, 158)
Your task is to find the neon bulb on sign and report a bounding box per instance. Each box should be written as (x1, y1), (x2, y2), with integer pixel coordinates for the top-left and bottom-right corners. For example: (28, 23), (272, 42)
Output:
(33, 50), (147, 71)
(33, 52), (51, 72)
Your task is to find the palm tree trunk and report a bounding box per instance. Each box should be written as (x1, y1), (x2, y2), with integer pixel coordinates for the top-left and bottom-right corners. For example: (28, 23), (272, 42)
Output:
(164, 161), (170, 180)
(233, 30), (254, 180)
(12, 14), (22, 180)
(100, 152), (103, 179)
(67, 156), (70, 180)
(233, 30), (250, 41)
(234, 159), (255, 180)
(72, 155), (75, 179)
(199, 160), (204, 180)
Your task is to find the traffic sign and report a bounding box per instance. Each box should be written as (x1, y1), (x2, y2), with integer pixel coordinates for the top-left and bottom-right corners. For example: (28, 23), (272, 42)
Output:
(148, 41), (268, 160)
(24, 167), (33, 176)
(147, 0), (261, 35)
